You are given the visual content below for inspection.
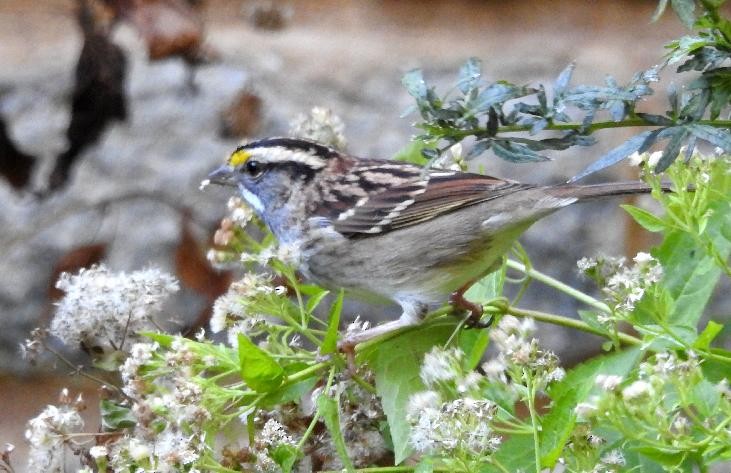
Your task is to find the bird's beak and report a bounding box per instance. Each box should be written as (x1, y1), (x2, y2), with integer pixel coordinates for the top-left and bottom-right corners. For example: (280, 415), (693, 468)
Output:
(206, 164), (237, 187)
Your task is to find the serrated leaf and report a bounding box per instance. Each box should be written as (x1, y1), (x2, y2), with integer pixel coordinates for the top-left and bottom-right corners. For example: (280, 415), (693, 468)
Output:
(238, 333), (284, 392)
(570, 131), (654, 182)
(320, 289), (343, 355)
(540, 348), (642, 467)
(457, 57), (482, 93)
(317, 394), (355, 472)
(365, 321), (459, 464)
(621, 205), (666, 232)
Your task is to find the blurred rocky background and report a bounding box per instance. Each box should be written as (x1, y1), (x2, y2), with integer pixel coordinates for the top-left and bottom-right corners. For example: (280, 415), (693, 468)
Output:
(2, 0), (725, 467)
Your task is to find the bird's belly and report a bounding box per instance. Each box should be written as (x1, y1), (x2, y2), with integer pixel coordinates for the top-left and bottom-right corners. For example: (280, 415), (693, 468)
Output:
(300, 224), (527, 308)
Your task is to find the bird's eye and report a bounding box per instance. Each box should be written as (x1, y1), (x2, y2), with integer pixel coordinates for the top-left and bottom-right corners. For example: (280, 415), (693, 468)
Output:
(243, 160), (264, 177)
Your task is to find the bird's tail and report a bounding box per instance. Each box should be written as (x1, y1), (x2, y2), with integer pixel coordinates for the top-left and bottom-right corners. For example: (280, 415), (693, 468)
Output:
(546, 181), (670, 201)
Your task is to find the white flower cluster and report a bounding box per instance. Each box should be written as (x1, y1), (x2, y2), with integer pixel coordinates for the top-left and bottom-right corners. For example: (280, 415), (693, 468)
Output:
(289, 106), (347, 150)
(485, 315), (565, 388)
(111, 347), (211, 471)
(210, 272), (274, 339)
(50, 265), (179, 352)
(433, 143), (468, 171)
(25, 389), (85, 472)
(578, 252), (663, 313)
(406, 347), (502, 459)
(407, 393), (500, 456)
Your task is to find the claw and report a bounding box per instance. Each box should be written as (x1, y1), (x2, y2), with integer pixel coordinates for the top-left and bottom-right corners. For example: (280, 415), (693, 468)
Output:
(449, 282), (492, 329)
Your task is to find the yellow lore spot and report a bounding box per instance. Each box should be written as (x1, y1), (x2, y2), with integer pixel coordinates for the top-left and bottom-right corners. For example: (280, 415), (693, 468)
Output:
(228, 149), (251, 167)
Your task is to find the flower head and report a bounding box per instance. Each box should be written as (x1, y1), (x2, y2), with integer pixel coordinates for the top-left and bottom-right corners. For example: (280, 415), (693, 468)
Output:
(50, 265), (178, 353)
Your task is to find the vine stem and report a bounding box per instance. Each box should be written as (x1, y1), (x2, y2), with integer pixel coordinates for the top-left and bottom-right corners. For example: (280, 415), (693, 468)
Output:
(505, 259), (610, 313)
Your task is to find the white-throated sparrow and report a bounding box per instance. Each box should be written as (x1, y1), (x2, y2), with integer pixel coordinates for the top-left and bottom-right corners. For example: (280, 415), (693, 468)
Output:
(207, 138), (656, 346)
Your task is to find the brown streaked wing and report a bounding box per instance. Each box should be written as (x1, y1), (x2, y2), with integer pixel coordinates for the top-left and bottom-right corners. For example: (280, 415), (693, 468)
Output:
(333, 172), (534, 236)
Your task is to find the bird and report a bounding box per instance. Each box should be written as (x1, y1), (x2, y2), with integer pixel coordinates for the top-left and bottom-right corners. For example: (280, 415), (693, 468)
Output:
(207, 137), (658, 346)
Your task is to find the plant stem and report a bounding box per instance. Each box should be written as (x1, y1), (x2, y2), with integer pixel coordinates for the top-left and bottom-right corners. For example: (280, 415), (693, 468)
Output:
(435, 118), (731, 140)
(319, 468), (454, 473)
(506, 259), (610, 313)
(525, 377), (542, 473)
(502, 305), (642, 346)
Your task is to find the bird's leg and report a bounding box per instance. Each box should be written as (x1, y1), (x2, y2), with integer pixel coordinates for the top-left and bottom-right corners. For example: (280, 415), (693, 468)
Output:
(450, 281), (491, 328)
(337, 303), (427, 354)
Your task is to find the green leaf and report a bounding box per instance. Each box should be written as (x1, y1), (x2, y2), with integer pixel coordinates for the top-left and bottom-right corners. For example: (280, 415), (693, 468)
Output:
(365, 321), (460, 464)
(655, 127), (689, 172)
(473, 83), (521, 112)
(261, 373), (318, 407)
(694, 321), (724, 350)
(393, 139), (435, 165)
(270, 444), (300, 473)
(577, 309), (610, 336)
(238, 334), (284, 393)
(100, 400), (137, 430)
(464, 267), (505, 302)
(621, 205), (667, 232)
(320, 289), (344, 355)
(141, 331), (174, 347)
(540, 348), (642, 467)
(402, 69), (428, 101)
(655, 231), (723, 327)
(687, 123), (731, 153)
(317, 394), (355, 472)
(691, 378), (721, 417)
(570, 131), (654, 182)
(629, 446), (688, 468)
(305, 287), (330, 314)
(481, 434), (535, 472)
(415, 457), (434, 473)
(553, 63), (575, 96)
(459, 329), (490, 371)
(492, 140), (549, 163)
(457, 57), (482, 93)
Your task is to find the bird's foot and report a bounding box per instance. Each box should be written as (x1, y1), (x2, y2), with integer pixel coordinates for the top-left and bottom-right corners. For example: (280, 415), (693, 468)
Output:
(450, 283), (492, 329)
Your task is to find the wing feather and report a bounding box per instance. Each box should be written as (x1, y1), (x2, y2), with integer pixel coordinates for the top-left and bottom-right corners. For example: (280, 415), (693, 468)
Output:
(333, 171), (533, 236)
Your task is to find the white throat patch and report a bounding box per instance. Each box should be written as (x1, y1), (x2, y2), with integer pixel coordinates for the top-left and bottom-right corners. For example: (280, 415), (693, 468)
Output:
(239, 186), (264, 213)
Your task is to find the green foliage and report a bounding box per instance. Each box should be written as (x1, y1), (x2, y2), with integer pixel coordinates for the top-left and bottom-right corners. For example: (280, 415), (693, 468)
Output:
(237, 333), (285, 392)
(364, 321), (461, 464)
(402, 1), (731, 181)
